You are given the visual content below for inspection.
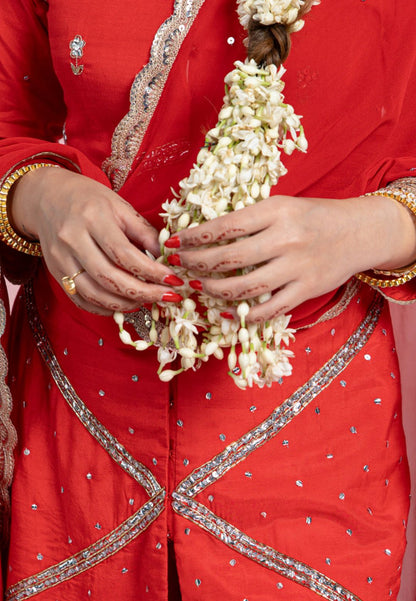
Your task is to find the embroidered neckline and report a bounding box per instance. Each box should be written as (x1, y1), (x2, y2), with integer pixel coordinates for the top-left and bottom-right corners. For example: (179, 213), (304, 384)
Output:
(102, 0), (206, 191)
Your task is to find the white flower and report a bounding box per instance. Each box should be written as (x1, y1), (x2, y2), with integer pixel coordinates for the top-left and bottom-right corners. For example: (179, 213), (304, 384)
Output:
(113, 6), (318, 387)
(119, 329), (133, 345)
(113, 311), (125, 326)
(159, 369), (183, 382)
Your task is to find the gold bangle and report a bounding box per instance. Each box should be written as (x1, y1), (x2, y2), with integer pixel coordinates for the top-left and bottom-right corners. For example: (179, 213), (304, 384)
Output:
(0, 163), (59, 256)
(355, 185), (416, 287)
(355, 269), (416, 288)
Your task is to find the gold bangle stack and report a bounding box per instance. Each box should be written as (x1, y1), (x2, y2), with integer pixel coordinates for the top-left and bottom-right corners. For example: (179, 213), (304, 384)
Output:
(0, 163), (59, 256)
(355, 182), (416, 288)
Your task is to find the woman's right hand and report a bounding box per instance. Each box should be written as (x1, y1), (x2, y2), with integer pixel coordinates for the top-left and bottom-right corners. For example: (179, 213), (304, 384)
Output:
(9, 166), (183, 315)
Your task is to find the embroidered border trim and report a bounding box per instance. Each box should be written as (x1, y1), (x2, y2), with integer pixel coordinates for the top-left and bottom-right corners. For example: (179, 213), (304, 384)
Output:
(172, 493), (362, 601)
(102, 0), (206, 190)
(0, 283), (17, 540)
(172, 294), (382, 601)
(175, 293), (383, 499)
(5, 489), (165, 601)
(25, 282), (162, 498)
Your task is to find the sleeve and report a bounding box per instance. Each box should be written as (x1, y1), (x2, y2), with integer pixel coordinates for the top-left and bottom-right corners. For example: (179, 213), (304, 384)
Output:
(0, 0), (110, 282)
(364, 166), (416, 305)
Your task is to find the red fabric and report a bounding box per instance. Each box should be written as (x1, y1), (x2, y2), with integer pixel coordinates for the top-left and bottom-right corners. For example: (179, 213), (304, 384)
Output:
(0, 1), (415, 600)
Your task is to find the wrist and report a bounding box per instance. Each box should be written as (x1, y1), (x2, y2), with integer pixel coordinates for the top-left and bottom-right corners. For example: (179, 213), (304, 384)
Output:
(354, 182), (416, 288)
(0, 164), (60, 256)
(9, 165), (61, 242)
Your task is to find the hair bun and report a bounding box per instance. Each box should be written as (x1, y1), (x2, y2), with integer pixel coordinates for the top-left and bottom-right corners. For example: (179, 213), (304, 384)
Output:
(247, 19), (291, 67)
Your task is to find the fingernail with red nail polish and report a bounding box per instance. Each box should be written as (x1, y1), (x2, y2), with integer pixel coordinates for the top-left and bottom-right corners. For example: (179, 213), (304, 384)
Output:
(161, 292), (183, 303)
(189, 280), (203, 291)
(163, 274), (184, 286)
(220, 311), (235, 320)
(164, 236), (181, 249)
(167, 254), (181, 266)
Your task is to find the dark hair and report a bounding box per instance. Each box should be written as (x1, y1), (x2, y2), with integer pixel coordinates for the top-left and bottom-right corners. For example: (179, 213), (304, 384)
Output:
(247, 1), (314, 67)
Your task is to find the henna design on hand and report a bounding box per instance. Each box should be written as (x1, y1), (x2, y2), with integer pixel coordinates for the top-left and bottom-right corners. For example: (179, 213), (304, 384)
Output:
(269, 305), (290, 319)
(192, 261), (209, 272)
(216, 227), (246, 241)
(211, 259), (242, 271)
(218, 289), (235, 300)
(83, 294), (102, 307)
(109, 302), (122, 311)
(126, 288), (139, 299)
(130, 266), (145, 277)
(238, 284), (269, 297)
(187, 232), (215, 246)
(97, 274), (122, 294)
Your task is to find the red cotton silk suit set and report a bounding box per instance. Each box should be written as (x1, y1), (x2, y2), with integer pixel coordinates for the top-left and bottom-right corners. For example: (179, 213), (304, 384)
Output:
(0, 0), (416, 600)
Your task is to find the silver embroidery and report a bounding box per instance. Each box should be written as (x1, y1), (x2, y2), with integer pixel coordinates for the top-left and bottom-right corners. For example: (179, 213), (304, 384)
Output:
(172, 493), (362, 601)
(5, 490), (165, 601)
(0, 280), (17, 534)
(69, 35), (86, 75)
(175, 294), (383, 499)
(25, 282), (162, 498)
(172, 294), (381, 600)
(102, 0), (206, 190)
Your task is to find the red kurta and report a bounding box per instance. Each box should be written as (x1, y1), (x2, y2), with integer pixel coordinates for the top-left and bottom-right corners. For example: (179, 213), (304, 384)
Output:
(0, 1), (416, 600)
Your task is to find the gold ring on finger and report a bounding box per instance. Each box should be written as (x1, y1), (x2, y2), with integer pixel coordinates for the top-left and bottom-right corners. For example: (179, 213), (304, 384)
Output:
(61, 268), (85, 296)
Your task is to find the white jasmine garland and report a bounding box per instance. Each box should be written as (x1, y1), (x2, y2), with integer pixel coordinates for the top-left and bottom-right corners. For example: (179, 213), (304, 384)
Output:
(237, 0), (307, 28)
(114, 0), (318, 388)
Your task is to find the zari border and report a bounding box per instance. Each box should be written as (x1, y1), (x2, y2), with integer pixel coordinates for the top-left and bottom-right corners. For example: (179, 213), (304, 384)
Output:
(5, 489), (165, 601)
(175, 293), (383, 499)
(172, 294), (382, 601)
(102, 0), (206, 191)
(172, 494), (362, 601)
(0, 279), (17, 543)
(25, 282), (162, 498)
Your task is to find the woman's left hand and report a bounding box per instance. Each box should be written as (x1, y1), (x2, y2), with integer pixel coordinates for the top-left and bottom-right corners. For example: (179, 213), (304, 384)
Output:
(164, 194), (416, 322)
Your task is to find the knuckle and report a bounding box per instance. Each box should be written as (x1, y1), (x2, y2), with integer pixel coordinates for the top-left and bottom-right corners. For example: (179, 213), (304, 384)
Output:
(56, 223), (74, 246)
